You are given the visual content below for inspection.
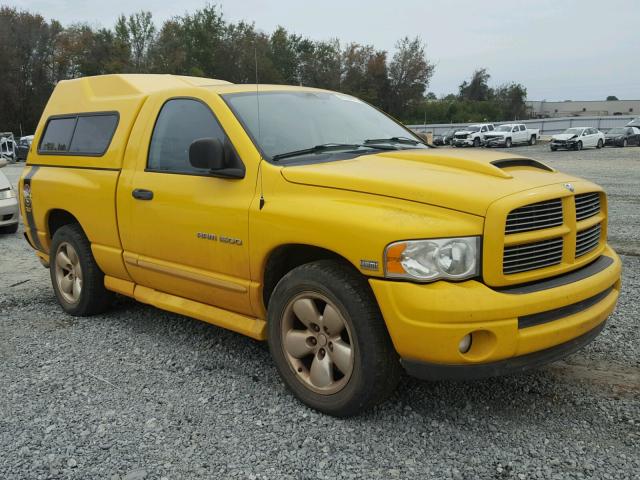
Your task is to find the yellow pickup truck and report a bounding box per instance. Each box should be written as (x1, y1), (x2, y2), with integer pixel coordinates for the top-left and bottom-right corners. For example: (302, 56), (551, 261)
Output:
(20, 74), (621, 416)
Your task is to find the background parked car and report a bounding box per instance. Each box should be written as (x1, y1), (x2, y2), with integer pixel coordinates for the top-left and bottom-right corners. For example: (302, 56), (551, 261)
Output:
(432, 127), (459, 146)
(0, 133), (16, 163)
(604, 127), (640, 147)
(627, 117), (640, 128)
(549, 127), (604, 151)
(484, 123), (540, 148)
(0, 157), (19, 234)
(16, 135), (34, 161)
(452, 123), (495, 147)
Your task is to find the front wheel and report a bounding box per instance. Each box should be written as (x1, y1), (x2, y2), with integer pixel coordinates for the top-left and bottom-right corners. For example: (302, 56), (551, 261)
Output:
(576, 141), (583, 151)
(473, 137), (480, 147)
(267, 260), (401, 417)
(622, 139), (628, 148)
(550, 145), (557, 151)
(505, 138), (512, 148)
(50, 224), (113, 316)
(597, 139), (603, 149)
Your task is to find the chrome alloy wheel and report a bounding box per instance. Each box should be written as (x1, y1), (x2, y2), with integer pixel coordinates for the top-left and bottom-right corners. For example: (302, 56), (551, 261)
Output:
(281, 293), (354, 395)
(54, 241), (83, 304)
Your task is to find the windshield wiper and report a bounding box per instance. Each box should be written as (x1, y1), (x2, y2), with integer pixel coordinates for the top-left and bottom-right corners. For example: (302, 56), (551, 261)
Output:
(271, 143), (396, 161)
(363, 136), (423, 146)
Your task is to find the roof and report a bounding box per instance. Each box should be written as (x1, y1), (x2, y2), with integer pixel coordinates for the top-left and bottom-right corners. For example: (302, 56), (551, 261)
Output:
(55, 74), (328, 98)
(58, 74), (232, 99)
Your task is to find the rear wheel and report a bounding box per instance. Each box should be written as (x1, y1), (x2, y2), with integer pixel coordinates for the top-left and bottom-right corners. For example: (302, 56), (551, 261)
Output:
(50, 224), (113, 316)
(597, 139), (603, 149)
(529, 135), (537, 145)
(267, 260), (401, 417)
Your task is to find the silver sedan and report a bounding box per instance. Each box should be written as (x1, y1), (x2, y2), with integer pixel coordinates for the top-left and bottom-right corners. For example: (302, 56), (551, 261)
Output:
(0, 156), (19, 234)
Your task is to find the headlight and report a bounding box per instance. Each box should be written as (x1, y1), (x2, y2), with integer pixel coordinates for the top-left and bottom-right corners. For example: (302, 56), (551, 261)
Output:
(0, 188), (16, 200)
(384, 237), (481, 282)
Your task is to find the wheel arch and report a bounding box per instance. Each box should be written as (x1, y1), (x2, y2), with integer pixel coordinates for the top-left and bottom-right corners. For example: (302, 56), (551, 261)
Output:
(47, 209), (82, 240)
(261, 243), (361, 311)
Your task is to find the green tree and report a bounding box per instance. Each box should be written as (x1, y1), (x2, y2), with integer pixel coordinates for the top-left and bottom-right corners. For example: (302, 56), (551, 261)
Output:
(606, 95), (619, 101)
(494, 82), (528, 120)
(127, 11), (155, 71)
(459, 68), (492, 101)
(387, 36), (434, 117)
(268, 26), (300, 84)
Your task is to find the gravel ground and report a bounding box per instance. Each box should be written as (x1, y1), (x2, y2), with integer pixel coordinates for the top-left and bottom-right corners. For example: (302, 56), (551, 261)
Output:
(1, 144), (639, 480)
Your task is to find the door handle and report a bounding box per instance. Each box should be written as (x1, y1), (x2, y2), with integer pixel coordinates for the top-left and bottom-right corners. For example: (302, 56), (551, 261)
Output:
(132, 189), (154, 200)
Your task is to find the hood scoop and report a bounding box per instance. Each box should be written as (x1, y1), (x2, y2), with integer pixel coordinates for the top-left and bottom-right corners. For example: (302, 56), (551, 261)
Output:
(491, 158), (554, 172)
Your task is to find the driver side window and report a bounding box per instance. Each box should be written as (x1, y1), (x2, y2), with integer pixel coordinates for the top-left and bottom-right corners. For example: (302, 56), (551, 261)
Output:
(148, 98), (234, 174)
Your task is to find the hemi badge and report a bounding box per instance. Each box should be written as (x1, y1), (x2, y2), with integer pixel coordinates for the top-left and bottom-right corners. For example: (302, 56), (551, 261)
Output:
(360, 260), (379, 271)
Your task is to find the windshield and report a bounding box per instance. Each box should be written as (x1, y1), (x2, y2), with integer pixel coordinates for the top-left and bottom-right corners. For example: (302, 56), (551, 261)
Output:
(495, 126), (513, 132)
(223, 91), (426, 160)
(608, 128), (626, 134)
(464, 126), (481, 132)
(563, 128), (583, 135)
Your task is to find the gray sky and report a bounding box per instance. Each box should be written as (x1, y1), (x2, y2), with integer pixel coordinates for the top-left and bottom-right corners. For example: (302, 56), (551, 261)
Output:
(13, 0), (640, 100)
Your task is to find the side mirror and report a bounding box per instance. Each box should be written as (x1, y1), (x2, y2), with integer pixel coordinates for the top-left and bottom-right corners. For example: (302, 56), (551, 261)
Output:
(189, 138), (224, 171)
(188, 137), (246, 179)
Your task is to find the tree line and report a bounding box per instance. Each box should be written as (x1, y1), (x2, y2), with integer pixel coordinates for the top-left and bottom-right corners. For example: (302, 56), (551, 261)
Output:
(405, 68), (529, 124)
(0, 6), (434, 134)
(0, 5), (527, 136)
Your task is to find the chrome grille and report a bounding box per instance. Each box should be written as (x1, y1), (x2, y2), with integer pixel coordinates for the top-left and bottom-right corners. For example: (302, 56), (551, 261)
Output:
(503, 237), (563, 274)
(575, 192), (600, 221)
(576, 223), (601, 257)
(505, 199), (563, 234)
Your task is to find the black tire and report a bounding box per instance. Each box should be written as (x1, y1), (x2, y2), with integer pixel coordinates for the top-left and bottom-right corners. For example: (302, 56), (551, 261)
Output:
(505, 138), (512, 148)
(473, 137), (481, 147)
(576, 141), (583, 151)
(622, 139), (628, 148)
(529, 135), (537, 146)
(267, 260), (401, 417)
(596, 139), (603, 149)
(49, 224), (113, 316)
(0, 223), (18, 234)
(550, 146), (557, 151)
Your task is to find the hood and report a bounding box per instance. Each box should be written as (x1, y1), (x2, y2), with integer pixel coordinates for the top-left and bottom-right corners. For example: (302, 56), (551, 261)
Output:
(552, 133), (578, 141)
(604, 132), (623, 138)
(281, 149), (578, 217)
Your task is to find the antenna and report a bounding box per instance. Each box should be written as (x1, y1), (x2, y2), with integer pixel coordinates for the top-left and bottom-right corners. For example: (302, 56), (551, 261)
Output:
(255, 45), (265, 210)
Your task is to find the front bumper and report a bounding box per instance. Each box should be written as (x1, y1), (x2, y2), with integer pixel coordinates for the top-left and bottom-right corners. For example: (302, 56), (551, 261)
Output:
(370, 246), (621, 378)
(550, 140), (577, 149)
(604, 138), (623, 147)
(484, 137), (507, 147)
(0, 197), (19, 226)
(402, 321), (606, 380)
(453, 138), (474, 146)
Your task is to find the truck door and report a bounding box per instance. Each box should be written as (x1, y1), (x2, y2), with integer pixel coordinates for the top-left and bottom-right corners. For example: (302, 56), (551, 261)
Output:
(517, 125), (527, 143)
(118, 95), (256, 316)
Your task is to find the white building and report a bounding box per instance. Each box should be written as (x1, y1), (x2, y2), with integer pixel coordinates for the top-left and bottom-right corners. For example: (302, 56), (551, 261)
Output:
(526, 99), (640, 118)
